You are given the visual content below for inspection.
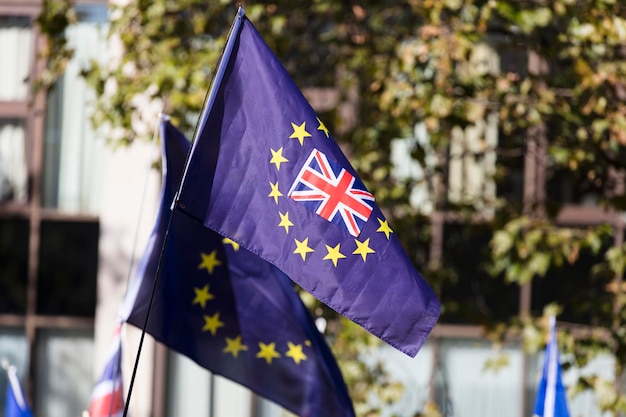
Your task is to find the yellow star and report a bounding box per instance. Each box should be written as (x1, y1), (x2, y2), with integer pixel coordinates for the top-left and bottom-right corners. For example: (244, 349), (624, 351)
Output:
(293, 237), (314, 261)
(222, 238), (239, 251)
(270, 147), (289, 170)
(202, 312), (225, 336)
(353, 238), (376, 262)
(278, 211), (294, 233)
(256, 342), (281, 364)
(198, 250), (222, 274)
(192, 285), (214, 309)
(285, 342), (307, 365)
(223, 335), (248, 358)
(376, 218), (394, 240)
(289, 121), (312, 145)
(268, 181), (283, 204)
(317, 117), (329, 138)
(323, 243), (346, 267)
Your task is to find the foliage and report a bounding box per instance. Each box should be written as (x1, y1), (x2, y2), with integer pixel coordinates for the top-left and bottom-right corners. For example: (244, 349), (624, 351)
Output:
(381, 0), (626, 414)
(34, 0), (77, 93)
(35, 0), (626, 415)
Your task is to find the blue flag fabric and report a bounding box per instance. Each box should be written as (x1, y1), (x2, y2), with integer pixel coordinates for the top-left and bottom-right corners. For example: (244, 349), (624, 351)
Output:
(533, 316), (570, 417)
(122, 120), (356, 417)
(5, 366), (33, 417)
(176, 13), (440, 357)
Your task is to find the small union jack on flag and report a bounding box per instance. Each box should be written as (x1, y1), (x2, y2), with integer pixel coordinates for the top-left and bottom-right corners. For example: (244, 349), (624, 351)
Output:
(288, 148), (375, 237)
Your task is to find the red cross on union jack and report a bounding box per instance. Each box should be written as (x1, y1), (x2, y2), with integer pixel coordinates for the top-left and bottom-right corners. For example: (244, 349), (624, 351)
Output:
(288, 148), (375, 236)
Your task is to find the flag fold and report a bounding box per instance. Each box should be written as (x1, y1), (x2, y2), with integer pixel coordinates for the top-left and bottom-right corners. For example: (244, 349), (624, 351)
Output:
(122, 120), (355, 417)
(176, 13), (440, 357)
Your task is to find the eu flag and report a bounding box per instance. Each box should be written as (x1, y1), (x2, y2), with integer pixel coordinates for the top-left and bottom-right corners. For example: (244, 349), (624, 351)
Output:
(176, 9), (440, 357)
(5, 366), (33, 417)
(122, 119), (355, 417)
(533, 316), (570, 417)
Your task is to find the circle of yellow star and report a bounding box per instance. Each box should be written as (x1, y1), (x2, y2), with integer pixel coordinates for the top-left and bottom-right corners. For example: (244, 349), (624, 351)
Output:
(198, 250), (222, 274)
(289, 121), (312, 146)
(270, 147), (289, 170)
(223, 335), (248, 358)
(256, 342), (281, 364)
(317, 117), (329, 138)
(278, 211), (294, 233)
(376, 218), (394, 240)
(293, 237), (314, 261)
(285, 342), (308, 365)
(222, 238), (240, 251)
(202, 312), (225, 335)
(268, 181), (283, 204)
(323, 243), (346, 267)
(353, 238), (376, 262)
(192, 285), (215, 309)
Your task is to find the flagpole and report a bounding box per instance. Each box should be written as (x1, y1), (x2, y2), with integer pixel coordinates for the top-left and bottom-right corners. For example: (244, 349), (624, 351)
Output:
(175, 6), (245, 204)
(122, 7), (245, 417)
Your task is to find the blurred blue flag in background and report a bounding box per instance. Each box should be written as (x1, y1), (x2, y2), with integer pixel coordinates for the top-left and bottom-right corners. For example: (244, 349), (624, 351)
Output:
(122, 119), (355, 417)
(533, 316), (570, 417)
(176, 9), (440, 359)
(5, 364), (33, 417)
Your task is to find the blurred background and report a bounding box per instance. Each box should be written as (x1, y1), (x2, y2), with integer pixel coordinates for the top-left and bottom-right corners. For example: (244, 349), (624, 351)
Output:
(1, 1), (625, 416)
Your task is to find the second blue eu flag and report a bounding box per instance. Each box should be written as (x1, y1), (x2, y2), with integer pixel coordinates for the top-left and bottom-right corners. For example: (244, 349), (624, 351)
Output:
(122, 120), (355, 417)
(176, 10), (440, 357)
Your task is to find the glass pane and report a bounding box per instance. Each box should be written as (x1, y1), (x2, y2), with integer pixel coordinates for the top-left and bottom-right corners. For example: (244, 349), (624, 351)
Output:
(35, 328), (94, 417)
(0, 328), (29, 417)
(436, 338), (523, 417)
(0, 16), (32, 101)
(43, 7), (108, 214)
(0, 119), (28, 204)
(531, 233), (612, 324)
(166, 351), (212, 417)
(368, 343), (434, 416)
(37, 219), (98, 317)
(447, 113), (498, 215)
(390, 123), (437, 215)
(440, 223), (519, 324)
(166, 350), (254, 417)
(546, 166), (607, 208)
(0, 217), (28, 314)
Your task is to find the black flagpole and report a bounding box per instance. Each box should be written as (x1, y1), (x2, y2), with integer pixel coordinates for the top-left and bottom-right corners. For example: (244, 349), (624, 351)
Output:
(121, 6), (246, 417)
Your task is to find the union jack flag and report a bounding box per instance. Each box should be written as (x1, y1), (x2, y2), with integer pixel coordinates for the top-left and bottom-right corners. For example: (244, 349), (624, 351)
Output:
(288, 148), (375, 237)
(88, 323), (125, 417)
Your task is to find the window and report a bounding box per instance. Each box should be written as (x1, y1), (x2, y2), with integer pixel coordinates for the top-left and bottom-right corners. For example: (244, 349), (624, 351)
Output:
(447, 112), (498, 214)
(35, 328), (94, 417)
(0, 217), (28, 314)
(43, 5), (108, 214)
(37, 219), (99, 317)
(0, 15), (31, 205)
(440, 222), (519, 324)
(390, 122), (438, 215)
(436, 338), (525, 417)
(0, 16), (31, 101)
(0, 3), (107, 417)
